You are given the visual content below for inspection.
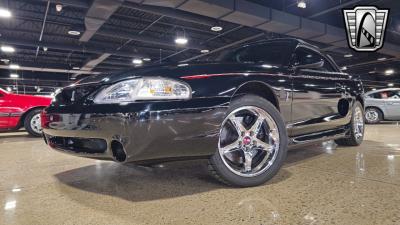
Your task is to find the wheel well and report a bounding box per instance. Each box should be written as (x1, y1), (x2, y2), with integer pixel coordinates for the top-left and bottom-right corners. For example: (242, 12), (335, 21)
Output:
(365, 106), (384, 119)
(17, 106), (45, 129)
(231, 82), (280, 111)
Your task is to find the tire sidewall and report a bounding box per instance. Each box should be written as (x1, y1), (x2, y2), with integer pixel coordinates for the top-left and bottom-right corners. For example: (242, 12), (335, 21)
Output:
(24, 109), (43, 137)
(211, 95), (288, 187)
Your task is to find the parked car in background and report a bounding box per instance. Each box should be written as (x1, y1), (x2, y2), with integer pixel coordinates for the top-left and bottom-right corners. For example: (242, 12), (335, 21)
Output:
(0, 88), (52, 136)
(364, 88), (400, 124)
(42, 38), (365, 187)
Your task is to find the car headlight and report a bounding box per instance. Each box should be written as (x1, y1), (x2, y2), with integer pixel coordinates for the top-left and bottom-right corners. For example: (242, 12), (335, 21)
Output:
(93, 77), (191, 104)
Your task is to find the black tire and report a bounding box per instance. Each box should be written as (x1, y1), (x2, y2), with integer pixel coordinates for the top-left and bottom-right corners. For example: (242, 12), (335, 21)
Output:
(335, 101), (364, 146)
(209, 95), (288, 187)
(364, 107), (382, 124)
(24, 109), (43, 137)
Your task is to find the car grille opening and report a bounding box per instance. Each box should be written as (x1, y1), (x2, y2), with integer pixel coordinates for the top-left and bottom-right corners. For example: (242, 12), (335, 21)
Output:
(111, 140), (126, 162)
(45, 135), (107, 154)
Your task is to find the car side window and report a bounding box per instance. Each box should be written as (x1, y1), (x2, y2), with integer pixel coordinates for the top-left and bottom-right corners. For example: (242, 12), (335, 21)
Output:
(294, 48), (335, 72)
(387, 91), (400, 99)
(371, 91), (400, 99)
(369, 93), (382, 99)
(220, 43), (291, 66)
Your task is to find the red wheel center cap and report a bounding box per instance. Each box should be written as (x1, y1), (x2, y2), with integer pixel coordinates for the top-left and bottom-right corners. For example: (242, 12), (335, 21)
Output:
(243, 136), (251, 145)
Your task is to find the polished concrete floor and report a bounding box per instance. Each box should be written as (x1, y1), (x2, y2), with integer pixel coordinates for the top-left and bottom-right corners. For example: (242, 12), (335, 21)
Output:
(1, 124), (400, 225)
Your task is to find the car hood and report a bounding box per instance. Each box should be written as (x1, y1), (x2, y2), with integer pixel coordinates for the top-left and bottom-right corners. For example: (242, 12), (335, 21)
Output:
(75, 62), (285, 85)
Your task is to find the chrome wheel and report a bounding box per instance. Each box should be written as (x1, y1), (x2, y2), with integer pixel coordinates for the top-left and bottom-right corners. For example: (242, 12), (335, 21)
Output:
(30, 113), (42, 134)
(353, 106), (364, 139)
(365, 109), (378, 123)
(218, 106), (280, 177)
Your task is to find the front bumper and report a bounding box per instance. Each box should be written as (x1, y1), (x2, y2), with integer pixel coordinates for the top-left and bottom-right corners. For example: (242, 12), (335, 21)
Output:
(42, 97), (229, 163)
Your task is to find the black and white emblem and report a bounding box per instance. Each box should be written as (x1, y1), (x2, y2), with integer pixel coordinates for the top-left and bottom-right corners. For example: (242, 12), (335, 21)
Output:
(343, 6), (389, 52)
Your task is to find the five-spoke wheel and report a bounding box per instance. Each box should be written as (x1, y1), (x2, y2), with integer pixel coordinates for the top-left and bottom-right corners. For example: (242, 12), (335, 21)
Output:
(209, 95), (287, 187)
(335, 101), (364, 146)
(218, 106), (280, 177)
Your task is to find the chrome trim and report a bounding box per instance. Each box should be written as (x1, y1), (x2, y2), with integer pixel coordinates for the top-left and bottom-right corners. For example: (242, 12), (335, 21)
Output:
(365, 109), (379, 123)
(218, 106), (280, 177)
(30, 113), (42, 134)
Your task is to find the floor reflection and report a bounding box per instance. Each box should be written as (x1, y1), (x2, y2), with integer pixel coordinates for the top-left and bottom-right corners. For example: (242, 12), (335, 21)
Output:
(2, 124), (400, 224)
(55, 160), (292, 203)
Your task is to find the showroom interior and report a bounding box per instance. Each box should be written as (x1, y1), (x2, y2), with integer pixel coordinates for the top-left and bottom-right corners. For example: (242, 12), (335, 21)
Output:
(1, 0), (400, 224)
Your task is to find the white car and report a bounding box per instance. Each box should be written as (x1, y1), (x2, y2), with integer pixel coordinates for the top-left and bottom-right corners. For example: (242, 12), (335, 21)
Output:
(364, 88), (400, 123)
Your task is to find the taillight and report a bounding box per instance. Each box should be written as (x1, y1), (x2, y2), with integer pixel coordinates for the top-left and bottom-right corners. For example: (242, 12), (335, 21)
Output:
(41, 111), (60, 129)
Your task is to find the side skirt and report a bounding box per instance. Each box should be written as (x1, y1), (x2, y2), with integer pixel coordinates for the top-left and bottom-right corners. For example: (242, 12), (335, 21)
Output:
(288, 125), (349, 149)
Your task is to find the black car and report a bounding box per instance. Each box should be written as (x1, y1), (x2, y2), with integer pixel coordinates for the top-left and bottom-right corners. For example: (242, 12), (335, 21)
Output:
(42, 38), (365, 187)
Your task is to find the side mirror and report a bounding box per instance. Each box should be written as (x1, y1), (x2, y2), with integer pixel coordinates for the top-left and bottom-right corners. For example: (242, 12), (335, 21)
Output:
(295, 60), (324, 72)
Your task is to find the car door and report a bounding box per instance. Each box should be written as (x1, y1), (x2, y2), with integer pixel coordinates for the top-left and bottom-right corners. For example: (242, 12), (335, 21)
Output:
(383, 90), (400, 120)
(290, 46), (347, 137)
(0, 90), (10, 129)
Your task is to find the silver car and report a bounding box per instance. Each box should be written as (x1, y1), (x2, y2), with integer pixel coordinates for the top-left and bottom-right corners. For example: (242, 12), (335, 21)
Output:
(364, 88), (400, 123)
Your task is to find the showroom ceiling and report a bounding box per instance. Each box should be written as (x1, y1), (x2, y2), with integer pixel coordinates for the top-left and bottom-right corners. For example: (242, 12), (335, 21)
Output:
(0, 0), (399, 95)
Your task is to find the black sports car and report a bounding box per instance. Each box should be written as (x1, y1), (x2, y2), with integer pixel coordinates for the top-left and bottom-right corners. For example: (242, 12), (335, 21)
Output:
(42, 38), (365, 187)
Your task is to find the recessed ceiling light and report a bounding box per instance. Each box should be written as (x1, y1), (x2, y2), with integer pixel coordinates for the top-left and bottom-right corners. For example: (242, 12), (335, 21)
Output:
(211, 26), (223, 32)
(200, 49), (210, 53)
(9, 64), (20, 69)
(385, 69), (394, 75)
(297, 0), (306, 9)
(68, 30), (81, 36)
(341, 66), (347, 70)
(56, 4), (63, 12)
(10, 73), (19, 78)
(143, 58), (151, 62)
(344, 54), (353, 58)
(132, 58), (143, 65)
(175, 37), (188, 45)
(378, 57), (387, 61)
(6, 87), (12, 92)
(368, 70), (376, 74)
(0, 8), (12, 18)
(388, 83), (394, 87)
(262, 64), (273, 68)
(0, 59), (10, 63)
(72, 67), (80, 70)
(70, 77), (76, 80)
(1, 45), (15, 53)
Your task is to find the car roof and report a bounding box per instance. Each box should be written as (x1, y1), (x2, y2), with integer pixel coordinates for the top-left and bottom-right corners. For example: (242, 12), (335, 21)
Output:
(246, 38), (319, 50)
(365, 88), (400, 95)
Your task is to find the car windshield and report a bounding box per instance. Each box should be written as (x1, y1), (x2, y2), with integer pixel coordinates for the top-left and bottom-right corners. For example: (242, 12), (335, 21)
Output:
(216, 42), (292, 66)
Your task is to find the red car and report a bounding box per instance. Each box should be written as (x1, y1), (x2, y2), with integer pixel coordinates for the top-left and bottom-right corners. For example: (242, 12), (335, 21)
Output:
(0, 88), (52, 136)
